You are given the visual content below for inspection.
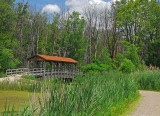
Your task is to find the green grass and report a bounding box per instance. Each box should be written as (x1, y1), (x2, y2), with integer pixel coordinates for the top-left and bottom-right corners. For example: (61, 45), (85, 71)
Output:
(119, 93), (141, 116)
(0, 76), (63, 92)
(131, 70), (160, 91)
(0, 90), (40, 115)
(0, 72), (7, 78)
(0, 78), (43, 92)
(3, 70), (160, 115)
(21, 75), (37, 80)
(16, 71), (138, 116)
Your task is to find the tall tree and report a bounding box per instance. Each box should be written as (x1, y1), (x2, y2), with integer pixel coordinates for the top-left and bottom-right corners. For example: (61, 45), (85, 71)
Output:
(60, 11), (88, 63)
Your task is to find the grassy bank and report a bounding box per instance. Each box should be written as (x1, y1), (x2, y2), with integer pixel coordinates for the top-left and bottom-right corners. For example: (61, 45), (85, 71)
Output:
(3, 70), (160, 115)
(131, 70), (160, 91)
(0, 90), (40, 115)
(6, 71), (138, 116)
(0, 79), (42, 92)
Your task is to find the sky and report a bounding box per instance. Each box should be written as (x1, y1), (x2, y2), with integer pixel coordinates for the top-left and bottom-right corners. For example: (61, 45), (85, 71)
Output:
(14, 0), (114, 14)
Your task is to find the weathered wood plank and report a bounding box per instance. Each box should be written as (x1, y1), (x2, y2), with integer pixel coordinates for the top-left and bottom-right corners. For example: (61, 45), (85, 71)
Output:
(6, 67), (80, 79)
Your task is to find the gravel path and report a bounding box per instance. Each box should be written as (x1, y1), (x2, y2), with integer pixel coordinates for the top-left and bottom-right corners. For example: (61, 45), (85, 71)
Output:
(0, 75), (22, 82)
(130, 90), (160, 116)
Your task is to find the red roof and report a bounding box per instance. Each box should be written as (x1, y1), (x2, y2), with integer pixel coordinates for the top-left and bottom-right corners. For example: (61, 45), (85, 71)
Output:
(29, 54), (78, 63)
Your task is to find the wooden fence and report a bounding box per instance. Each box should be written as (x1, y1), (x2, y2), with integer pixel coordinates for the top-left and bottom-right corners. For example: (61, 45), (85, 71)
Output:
(6, 68), (80, 79)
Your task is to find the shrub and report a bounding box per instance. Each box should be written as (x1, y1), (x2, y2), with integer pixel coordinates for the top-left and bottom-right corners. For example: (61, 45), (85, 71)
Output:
(0, 72), (7, 78)
(82, 63), (100, 72)
(96, 46), (112, 65)
(100, 64), (113, 71)
(114, 53), (125, 68)
(119, 58), (136, 73)
(82, 63), (113, 72)
(125, 44), (141, 68)
(22, 75), (36, 80)
(0, 48), (20, 71)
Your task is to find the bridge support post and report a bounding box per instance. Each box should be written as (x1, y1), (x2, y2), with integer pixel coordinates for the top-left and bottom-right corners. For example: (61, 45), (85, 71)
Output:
(43, 61), (46, 80)
(27, 61), (30, 74)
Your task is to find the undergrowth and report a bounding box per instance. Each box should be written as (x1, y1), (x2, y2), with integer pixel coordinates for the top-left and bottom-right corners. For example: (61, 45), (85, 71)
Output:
(0, 72), (7, 78)
(131, 70), (160, 91)
(2, 71), (138, 116)
(3, 70), (160, 115)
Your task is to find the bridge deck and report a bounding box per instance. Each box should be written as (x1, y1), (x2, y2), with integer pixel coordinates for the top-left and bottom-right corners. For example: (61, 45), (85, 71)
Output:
(6, 68), (80, 79)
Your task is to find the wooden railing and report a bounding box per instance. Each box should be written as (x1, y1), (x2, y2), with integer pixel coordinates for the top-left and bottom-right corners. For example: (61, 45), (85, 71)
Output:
(6, 68), (29, 75)
(6, 68), (80, 79)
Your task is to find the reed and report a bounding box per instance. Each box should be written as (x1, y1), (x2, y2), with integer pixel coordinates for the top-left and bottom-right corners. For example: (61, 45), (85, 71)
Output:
(18, 71), (138, 116)
(131, 70), (160, 91)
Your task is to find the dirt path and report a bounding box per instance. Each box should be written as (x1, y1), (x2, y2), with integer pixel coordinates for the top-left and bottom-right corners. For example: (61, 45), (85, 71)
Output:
(130, 90), (160, 116)
(0, 75), (22, 82)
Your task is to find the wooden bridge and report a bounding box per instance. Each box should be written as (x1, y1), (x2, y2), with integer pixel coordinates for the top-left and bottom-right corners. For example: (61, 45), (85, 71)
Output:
(6, 53), (81, 79)
(6, 68), (80, 79)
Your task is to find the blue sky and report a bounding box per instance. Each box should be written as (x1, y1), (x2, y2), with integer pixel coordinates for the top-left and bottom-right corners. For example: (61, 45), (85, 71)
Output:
(15, 0), (66, 7)
(15, 0), (66, 10)
(14, 0), (113, 13)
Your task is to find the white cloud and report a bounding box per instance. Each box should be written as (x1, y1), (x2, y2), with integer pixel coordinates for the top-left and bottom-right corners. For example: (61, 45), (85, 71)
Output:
(42, 4), (61, 14)
(89, 0), (106, 5)
(65, 0), (112, 14)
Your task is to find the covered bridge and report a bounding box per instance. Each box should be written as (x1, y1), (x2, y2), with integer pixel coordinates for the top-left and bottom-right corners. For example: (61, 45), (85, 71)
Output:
(6, 53), (80, 79)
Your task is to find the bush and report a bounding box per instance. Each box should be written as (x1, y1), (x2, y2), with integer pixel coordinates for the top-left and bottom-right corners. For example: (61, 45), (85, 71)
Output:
(0, 48), (20, 71)
(96, 46), (112, 65)
(114, 53), (124, 67)
(82, 63), (113, 72)
(21, 75), (36, 80)
(119, 58), (136, 73)
(125, 44), (141, 68)
(0, 72), (7, 78)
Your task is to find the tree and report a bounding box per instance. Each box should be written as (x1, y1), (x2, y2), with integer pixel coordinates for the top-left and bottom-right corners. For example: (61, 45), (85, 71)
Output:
(0, 0), (20, 71)
(146, 41), (160, 66)
(96, 45), (112, 65)
(47, 14), (61, 55)
(60, 11), (88, 63)
(119, 58), (136, 73)
(0, 48), (20, 71)
(116, 0), (160, 66)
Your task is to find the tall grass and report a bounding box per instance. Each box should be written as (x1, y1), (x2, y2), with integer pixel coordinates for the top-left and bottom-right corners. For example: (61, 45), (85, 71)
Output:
(0, 79), (42, 92)
(0, 76), (62, 92)
(131, 70), (160, 91)
(14, 71), (138, 116)
(2, 70), (160, 115)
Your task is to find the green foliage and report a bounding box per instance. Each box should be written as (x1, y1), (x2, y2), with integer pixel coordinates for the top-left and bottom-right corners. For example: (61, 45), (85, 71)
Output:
(0, 72), (7, 78)
(82, 61), (113, 72)
(0, 48), (20, 71)
(125, 44), (141, 68)
(0, 79), (42, 92)
(0, 90), (36, 115)
(119, 58), (136, 73)
(131, 70), (160, 91)
(146, 40), (160, 66)
(116, 0), (160, 67)
(96, 46), (112, 65)
(17, 72), (138, 115)
(138, 60), (147, 71)
(114, 53), (125, 67)
(82, 47), (113, 72)
(21, 75), (36, 80)
(119, 40), (131, 48)
(82, 63), (101, 72)
(61, 11), (88, 63)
